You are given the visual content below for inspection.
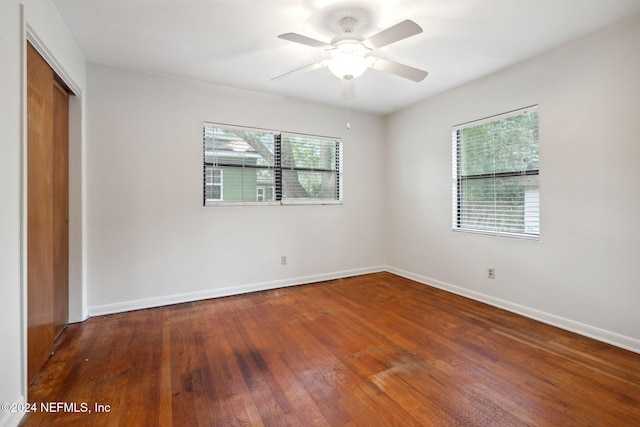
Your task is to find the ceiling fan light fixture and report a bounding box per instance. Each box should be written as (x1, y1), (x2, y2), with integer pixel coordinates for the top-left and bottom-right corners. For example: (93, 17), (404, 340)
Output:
(327, 42), (373, 80)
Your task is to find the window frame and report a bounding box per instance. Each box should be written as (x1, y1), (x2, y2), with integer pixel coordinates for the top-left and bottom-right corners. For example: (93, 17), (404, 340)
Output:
(452, 106), (540, 239)
(203, 122), (343, 206)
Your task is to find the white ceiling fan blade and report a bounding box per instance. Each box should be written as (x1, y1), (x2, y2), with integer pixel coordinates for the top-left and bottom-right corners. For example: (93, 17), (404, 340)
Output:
(372, 58), (428, 82)
(363, 20), (423, 50)
(271, 62), (324, 81)
(277, 33), (333, 49)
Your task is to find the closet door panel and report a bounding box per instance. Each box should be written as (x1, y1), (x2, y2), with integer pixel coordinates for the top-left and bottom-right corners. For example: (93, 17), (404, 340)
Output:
(53, 80), (69, 340)
(27, 42), (55, 383)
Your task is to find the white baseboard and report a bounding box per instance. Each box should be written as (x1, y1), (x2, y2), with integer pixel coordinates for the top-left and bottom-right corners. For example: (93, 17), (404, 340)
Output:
(386, 266), (640, 355)
(88, 266), (386, 317)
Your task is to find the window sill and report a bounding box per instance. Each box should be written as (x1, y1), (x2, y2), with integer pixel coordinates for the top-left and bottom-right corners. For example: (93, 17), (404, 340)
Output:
(204, 200), (343, 207)
(452, 228), (540, 241)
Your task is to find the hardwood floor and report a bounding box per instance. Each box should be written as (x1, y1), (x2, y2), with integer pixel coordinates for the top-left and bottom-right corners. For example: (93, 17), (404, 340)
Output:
(21, 273), (640, 426)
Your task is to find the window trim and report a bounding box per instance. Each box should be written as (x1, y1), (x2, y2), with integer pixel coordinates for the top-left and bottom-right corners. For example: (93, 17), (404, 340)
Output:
(203, 122), (343, 207)
(452, 105), (540, 239)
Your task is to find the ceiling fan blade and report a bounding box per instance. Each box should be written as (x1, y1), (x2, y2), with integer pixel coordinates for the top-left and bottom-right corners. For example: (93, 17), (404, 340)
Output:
(277, 33), (333, 49)
(363, 19), (423, 50)
(271, 62), (324, 81)
(372, 58), (428, 82)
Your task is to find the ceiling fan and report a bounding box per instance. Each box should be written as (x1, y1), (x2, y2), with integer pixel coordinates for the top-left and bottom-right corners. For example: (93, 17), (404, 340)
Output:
(273, 16), (428, 84)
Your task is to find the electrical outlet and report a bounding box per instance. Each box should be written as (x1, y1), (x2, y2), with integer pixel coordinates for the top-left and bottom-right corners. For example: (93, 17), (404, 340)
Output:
(281, 256), (287, 265)
(488, 268), (495, 279)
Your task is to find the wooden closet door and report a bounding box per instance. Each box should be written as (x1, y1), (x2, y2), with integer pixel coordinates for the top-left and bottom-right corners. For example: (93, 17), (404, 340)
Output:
(27, 42), (55, 383)
(53, 79), (69, 339)
(27, 42), (70, 384)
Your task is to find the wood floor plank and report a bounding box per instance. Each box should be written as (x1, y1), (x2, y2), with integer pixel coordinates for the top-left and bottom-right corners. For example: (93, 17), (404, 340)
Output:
(238, 300), (331, 426)
(20, 272), (640, 426)
(159, 313), (173, 427)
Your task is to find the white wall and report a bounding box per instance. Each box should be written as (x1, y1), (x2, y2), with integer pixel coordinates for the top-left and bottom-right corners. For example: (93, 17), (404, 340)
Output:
(386, 17), (640, 352)
(86, 64), (387, 314)
(1, 1), (85, 427)
(0, 3), (26, 426)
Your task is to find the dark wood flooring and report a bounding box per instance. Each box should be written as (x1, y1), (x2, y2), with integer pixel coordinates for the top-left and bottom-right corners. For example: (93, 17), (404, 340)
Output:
(21, 272), (640, 426)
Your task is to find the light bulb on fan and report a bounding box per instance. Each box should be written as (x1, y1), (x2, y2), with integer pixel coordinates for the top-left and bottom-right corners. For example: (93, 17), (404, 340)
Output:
(326, 42), (375, 80)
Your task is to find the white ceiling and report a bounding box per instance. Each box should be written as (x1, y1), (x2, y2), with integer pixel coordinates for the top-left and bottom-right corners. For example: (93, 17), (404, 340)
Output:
(53, 0), (640, 115)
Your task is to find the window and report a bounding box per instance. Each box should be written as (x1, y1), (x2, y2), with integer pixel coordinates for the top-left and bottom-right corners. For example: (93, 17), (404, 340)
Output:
(452, 106), (539, 238)
(203, 123), (342, 205)
(204, 168), (223, 200)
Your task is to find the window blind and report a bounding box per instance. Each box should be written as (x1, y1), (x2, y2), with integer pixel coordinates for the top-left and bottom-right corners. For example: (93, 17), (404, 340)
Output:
(280, 133), (342, 202)
(452, 106), (539, 237)
(203, 125), (276, 203)
(203, 123), (342, 205)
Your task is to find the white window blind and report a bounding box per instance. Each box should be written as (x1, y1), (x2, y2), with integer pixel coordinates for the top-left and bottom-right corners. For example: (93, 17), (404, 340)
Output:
(203, 123), (342, 205)
(280, 133), (342, 203)
(203, 125), (276, 204)
(452, 106), (539, 238)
